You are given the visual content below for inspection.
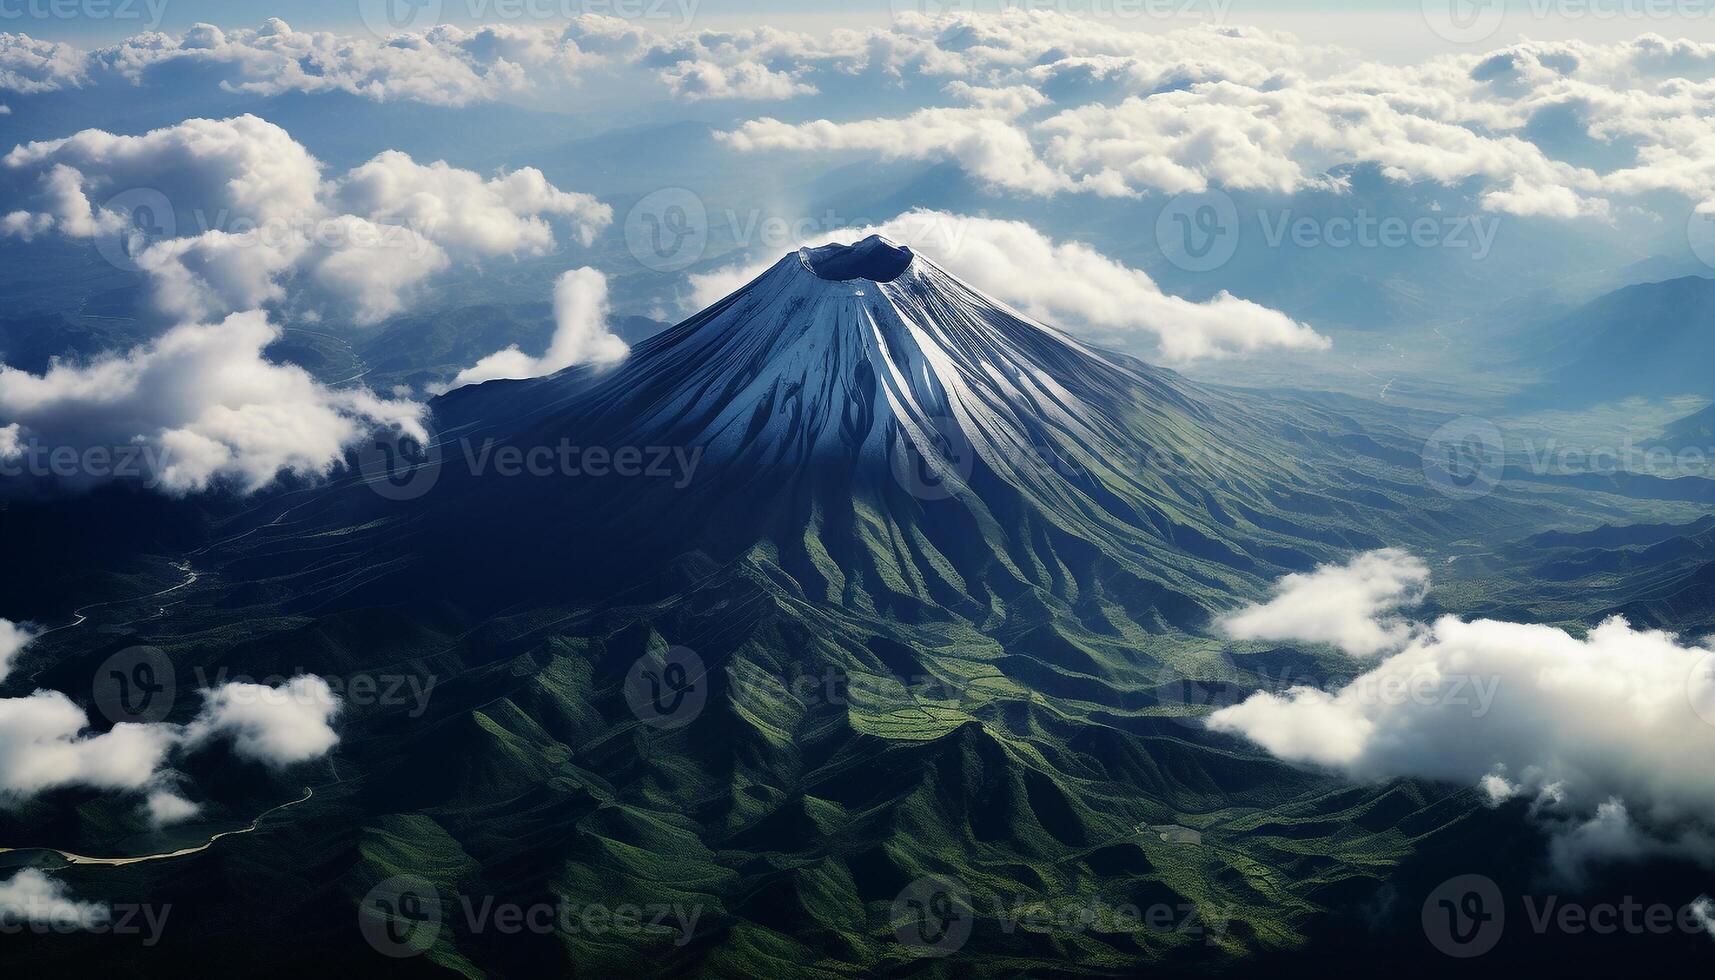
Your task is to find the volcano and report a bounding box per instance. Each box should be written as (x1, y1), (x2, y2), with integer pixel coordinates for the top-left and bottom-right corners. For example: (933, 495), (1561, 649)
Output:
(18, 238), (1552, 977)
(255, 236), (1408, 625)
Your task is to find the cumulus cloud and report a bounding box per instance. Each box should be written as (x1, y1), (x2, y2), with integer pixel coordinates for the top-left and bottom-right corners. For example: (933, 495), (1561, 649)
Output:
(16, 15), (1715, 215)
(0, 618), (38, 683)
(3, 115), (608, 326)
(0, 33), (86, 93)
(0, 310), (424, 494)
(0, 676), (341, 826)
(332, 151), (610, 255)
(689, 210), (1327, 363)
(1206, 549), (1715, 881)
(5, 18), (847, 107)
(182, 675), (341, 766)
(0, 870), (107, 931)
(145, 789), (202, 827)
(1219, 549), (1429, 657)
(448, 267), (627, 389)
(0, 690), (181, 797)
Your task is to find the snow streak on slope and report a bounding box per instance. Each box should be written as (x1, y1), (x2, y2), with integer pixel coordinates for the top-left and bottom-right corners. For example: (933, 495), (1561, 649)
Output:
(543, 235), (1221, 512)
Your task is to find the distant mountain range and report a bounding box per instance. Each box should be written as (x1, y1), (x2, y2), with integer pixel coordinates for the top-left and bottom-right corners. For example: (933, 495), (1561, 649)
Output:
(1513, 275), (1715, 409)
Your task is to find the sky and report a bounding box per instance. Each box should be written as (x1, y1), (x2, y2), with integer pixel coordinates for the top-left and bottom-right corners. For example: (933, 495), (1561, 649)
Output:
(14, 0), (1715, 54)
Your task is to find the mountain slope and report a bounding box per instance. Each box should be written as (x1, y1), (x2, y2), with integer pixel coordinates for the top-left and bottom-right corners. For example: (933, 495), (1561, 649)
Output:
(6, 238), (1659, 977)
(1514, 275), (1715, 408)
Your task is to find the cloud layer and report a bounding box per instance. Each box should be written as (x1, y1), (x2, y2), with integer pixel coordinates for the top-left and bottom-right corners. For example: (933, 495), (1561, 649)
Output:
(0, 310), (424, 494)
(3, 114), (610, 327)
(1208, 549), (1715, 882)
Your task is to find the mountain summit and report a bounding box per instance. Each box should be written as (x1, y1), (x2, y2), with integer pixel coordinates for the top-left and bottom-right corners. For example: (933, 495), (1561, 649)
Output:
(266, 239), (1434, 628)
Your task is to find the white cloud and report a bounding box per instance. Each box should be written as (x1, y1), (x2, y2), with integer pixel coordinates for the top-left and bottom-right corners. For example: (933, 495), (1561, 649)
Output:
(3, 113), (322, 229)
(448, 266), (627, 389)
(0, 870), (107, 931)
(0, 310), (425, 494)
(1206, 550), (1715, 880)
(16, 16), (1715, 215)
(0, 618), (37, 683)
(333, 151), (611, 256)
(183, 675), (341, 766)
(0, 676), (341, 823)
(1219, 549), (1429, 657)
(0, 33), (86, 93)
(0, 690), (181, 797)
(660, 59), (814, 101)
(3, 115), (607, 326)
(145, 789), (201, 828)
(1693, 896), (1715, 941)
(689, 211), (1327, 363)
